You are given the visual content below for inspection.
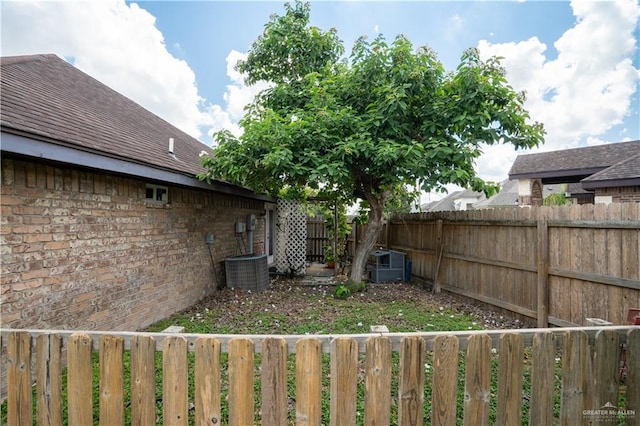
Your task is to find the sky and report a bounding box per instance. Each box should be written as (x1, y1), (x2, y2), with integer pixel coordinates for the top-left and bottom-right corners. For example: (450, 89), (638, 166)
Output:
(2, 0), (639, 191)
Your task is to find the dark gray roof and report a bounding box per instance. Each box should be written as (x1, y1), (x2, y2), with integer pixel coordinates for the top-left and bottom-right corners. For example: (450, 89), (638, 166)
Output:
(582, 153), (640, 189)
(474, 179), (519, 208)
(508, 140), (640, 181)
(1, 54), (207, 177)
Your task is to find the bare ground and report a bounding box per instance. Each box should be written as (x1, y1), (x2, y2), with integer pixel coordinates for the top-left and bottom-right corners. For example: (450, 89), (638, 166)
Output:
(174, 274), (527, 333)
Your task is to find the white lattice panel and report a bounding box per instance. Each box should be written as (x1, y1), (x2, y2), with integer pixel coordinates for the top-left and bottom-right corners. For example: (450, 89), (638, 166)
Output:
(275, 199), (306, 275)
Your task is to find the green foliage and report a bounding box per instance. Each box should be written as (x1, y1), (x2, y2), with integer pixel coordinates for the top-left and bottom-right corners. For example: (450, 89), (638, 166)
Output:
(200, 1), (544, 203)
(332, 280), (366, 299)
(199, 1), (545, 281)
(544, 192), (570, 206)
(333, 283), (350, 299)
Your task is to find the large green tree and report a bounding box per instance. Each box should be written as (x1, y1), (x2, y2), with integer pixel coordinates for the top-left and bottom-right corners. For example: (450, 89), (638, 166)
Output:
(201, 2), (545, 283)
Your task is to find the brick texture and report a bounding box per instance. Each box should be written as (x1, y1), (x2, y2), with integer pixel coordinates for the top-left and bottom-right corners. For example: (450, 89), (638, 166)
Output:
(596, 186), (640, 203)
(1, 157), (266, 331)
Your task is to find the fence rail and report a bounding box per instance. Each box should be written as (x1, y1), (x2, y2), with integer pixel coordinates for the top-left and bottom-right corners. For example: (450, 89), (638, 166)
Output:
(2, 327), (639, 425)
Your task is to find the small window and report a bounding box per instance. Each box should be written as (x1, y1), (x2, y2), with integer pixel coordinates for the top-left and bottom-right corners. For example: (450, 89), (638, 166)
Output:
(145, 184), (168, 203)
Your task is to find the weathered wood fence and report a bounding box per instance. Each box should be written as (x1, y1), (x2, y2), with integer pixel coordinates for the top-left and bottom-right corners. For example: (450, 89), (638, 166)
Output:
(2, 327), (639, 425)
(356, 204), (640, 327)
(306, 217), (329, 262)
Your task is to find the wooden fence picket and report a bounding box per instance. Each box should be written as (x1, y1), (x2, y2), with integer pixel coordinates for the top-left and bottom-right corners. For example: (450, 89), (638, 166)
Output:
(195, 336), (221, 426)
(626, 328), (640, 426)
(130, 335), (156, 425)
(463, 334), (491, 426)
(36, 333), (62, 426)
(560, 330), (590, 425)
(1, 326), (638, 425)
(7, 331), (32, 426)
(163, 336), (188, 426)
(398, 336), (426, 426)
(432, 335), (459, 426)
(364, 336), (392, 426)
(528, 331), (555, 426)
(496, 333), (524, 425)
(330, 337), (358, 426)
(592, 329), (620, 409)
(296, 338), (322, 425)
(228, 338), (255, 426)
(99, 335), (124, 425)
(261, 337), (288, 426)
(67, 333), (93, 426)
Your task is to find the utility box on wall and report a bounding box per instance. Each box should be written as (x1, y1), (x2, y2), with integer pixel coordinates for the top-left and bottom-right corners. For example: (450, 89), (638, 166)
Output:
(366, 250), (406, 283)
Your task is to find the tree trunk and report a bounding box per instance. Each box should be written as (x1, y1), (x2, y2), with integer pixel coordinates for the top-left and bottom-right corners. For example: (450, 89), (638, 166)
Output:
(349, 190), (390, 283)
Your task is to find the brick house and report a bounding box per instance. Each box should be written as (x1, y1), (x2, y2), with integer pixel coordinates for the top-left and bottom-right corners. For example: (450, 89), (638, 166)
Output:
(508, 140), (640, 205)
(1, 54), (276, 331)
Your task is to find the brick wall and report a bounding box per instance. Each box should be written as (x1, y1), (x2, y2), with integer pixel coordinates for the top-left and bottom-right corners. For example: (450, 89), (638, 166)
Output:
(595, 185), (640, 203)
(1, 157), (266, 331)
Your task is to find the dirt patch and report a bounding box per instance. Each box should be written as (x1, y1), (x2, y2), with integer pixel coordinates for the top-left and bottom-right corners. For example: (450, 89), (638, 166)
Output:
(178, 275), (526, 333)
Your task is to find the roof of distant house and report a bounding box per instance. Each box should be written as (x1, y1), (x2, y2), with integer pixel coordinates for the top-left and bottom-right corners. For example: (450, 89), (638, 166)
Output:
(424, 189), (482, 212)
(473, 179), (519, 208)
(508, 140), (640, 183)
(582, 152), (640, 189)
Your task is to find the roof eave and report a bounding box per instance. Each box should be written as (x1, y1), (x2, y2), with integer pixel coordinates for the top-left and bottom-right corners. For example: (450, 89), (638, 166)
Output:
(1, 130), (273, 202)
(581, 177), (640, 190)
(509, 167), (607, 181)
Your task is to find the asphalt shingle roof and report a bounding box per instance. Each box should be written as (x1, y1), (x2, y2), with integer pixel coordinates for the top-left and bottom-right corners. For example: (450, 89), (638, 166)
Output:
(1, 54), (210, 177)
(508, 140), (640, 179)
(582, 153), (640, 186)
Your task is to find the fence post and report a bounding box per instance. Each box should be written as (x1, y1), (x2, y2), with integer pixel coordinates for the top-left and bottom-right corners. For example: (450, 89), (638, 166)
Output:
(536, 219), (549, 327)
(433, 219), (444, 293)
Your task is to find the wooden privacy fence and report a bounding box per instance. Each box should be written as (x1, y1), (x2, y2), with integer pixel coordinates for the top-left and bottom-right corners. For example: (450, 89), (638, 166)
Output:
(2, 327), (639, 425)
(306, 217), (329, 262)
(383, 204), (640, 327)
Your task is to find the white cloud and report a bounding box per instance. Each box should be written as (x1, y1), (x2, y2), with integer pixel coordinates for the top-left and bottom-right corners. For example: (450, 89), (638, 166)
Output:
(0, 0), (278, 146)
(1, 0), (211, 140)
(202, 50), (272, 142)
(476, 0), (640, 179)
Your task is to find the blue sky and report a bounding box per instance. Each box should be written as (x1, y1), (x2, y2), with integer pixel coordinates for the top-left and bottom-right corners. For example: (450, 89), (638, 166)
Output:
(2, 0), (639, 185)
(142, 1), (579, 106)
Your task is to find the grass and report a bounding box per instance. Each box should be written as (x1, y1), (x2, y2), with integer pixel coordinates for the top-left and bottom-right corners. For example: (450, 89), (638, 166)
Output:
(3, 278), (585, 425)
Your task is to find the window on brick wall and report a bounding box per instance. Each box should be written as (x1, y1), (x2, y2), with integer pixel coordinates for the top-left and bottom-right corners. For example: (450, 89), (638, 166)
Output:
(146, 184), (168, 203)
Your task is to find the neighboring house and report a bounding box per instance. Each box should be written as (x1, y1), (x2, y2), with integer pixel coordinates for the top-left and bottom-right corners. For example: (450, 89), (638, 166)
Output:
(508, 140), (640, 205)
(420, 179), (575, 212)
(1, 54), (275, 331)
(473, 179), (519, 209)
(422, 189), (483, 212)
